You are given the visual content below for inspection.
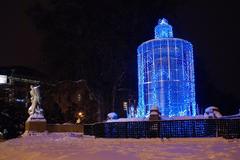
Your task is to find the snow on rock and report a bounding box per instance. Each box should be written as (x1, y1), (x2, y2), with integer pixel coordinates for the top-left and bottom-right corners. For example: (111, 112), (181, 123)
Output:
(150, 111), (159, 115)
(0, 133), (240, 160)
(107, 112), (118, 120)
(204, 106), (222, 118)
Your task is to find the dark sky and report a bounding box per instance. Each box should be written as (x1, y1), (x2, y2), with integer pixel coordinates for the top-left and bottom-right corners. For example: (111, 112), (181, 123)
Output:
(0, 1), (41, 68)
(1, 0), (240, 114)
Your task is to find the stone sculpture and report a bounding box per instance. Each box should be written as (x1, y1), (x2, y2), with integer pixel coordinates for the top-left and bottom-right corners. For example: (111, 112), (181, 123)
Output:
(27, 85), (44, 121)
(25, 85), (46, 133)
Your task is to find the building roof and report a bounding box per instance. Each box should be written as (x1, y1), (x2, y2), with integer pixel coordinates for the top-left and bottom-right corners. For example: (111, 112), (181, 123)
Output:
(0, 66), (47, 81)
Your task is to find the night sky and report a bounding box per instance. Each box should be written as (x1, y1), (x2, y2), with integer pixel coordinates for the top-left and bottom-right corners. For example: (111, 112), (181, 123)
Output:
(1, 0), (240, 114)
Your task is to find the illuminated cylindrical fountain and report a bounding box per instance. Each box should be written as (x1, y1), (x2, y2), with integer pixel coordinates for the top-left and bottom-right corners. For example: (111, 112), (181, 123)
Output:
(137, 18), (196, 117)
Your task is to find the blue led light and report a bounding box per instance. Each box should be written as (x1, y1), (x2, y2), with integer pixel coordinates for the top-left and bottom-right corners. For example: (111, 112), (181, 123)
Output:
(154, 18), (173, 38)
(137, 18), (196, 117)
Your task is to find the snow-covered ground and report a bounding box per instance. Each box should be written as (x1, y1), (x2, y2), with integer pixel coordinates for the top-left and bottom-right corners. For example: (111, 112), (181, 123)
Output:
(0, 133), (239, 160)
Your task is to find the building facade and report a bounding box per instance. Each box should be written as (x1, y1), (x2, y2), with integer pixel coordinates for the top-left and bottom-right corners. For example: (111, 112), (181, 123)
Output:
(137, 18), (196, 117)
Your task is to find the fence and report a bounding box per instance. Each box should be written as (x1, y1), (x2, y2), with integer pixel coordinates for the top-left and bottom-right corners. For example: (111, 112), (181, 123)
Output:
(84, 119), (240, 138)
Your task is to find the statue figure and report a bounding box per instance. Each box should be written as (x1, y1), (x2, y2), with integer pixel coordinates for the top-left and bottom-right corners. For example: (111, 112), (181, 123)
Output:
(28, 85), (44, 120)
(24, 85), (46, 134)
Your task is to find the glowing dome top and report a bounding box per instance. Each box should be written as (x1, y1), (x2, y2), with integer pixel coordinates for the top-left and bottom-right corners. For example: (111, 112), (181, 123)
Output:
(154, 18), (173, 38)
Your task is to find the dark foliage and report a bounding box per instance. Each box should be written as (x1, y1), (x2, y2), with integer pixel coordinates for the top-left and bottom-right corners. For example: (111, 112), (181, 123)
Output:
(42, 80), (99, 123)
(0, 104), (28, 139)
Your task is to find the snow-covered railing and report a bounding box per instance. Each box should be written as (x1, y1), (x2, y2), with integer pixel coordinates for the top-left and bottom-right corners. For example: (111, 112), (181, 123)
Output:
(220, 114), (240, 119)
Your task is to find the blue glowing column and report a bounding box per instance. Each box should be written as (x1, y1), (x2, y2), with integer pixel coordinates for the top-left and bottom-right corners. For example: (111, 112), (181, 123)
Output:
(137, 18), (196, 117)
(137, 52), (145, 117)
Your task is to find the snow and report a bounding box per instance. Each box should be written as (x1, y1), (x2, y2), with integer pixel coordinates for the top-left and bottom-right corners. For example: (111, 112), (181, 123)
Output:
(107, 112), (118, 120)
(27, 118), (46, 122)
(150, 111), (159, 115)
(106, 116), (207, 122)
(161, 115), (205, 120)
(106, 118), (147, 122)
(0, 133), (239, 160)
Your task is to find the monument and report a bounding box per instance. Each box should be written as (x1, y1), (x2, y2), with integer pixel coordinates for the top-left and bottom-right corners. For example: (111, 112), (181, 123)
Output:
(25, 85), (47, 133)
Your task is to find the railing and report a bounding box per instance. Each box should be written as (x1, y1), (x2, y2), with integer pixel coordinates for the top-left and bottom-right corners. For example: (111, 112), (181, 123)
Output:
(84, 119), (240, 138)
